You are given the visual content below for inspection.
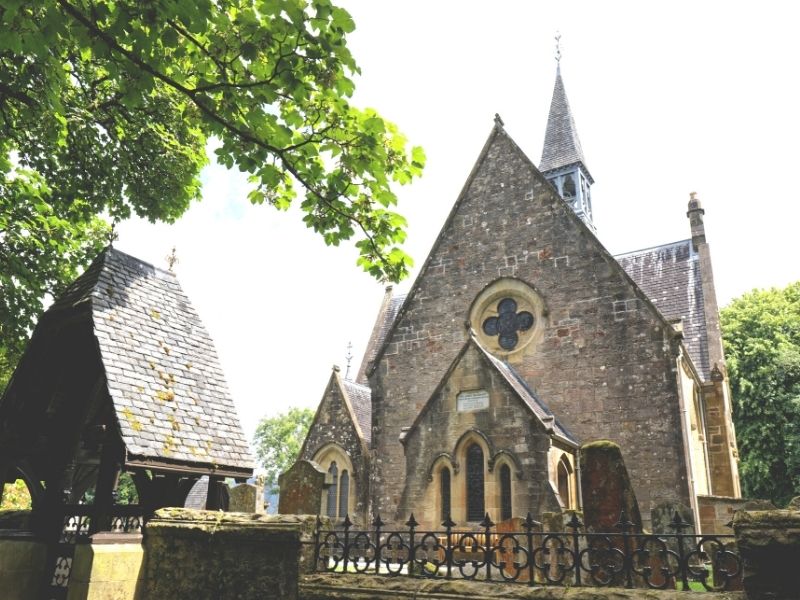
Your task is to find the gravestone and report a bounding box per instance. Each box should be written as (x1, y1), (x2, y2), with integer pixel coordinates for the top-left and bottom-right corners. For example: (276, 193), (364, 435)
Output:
(229, 483), (259, 513)
(278, 459), (326, 515)
(579, 440), (642, 532)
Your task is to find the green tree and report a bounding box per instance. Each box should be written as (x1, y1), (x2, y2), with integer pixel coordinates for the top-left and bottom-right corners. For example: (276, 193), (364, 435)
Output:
(0, 479), (32, 510)
(721, 282), (800, 506)
(1, 0), (424, 389)
(253, 407), (314, 493)
(0, 0), (423, 281)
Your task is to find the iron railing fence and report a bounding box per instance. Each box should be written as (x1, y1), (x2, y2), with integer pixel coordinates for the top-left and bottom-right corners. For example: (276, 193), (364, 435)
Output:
(312, 511), (742, 592)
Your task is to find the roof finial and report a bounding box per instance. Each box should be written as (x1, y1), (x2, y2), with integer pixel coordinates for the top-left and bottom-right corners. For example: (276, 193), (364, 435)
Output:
(107, 219), (119, 246)
(554, 31), (562, 67)
(166, 246), (179, 272)
(494, 113), (504, 128)
(344, 341), (353, 380)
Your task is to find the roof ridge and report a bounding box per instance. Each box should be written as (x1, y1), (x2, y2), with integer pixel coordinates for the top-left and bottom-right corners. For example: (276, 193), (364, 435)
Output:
(614, 238), (693, 259)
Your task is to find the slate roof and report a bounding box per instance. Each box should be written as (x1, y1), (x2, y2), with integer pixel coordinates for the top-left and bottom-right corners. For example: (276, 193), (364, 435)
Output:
(615, 240), (710, 380)
(474, 340), (578, 446)
(341, 379), (372, 444)
(539, 66), (590, 176)
(50, 247), (253, 473)
(356, 289), (406, 383)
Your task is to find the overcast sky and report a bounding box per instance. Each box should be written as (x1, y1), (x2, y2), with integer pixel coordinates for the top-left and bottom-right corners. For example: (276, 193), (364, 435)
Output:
(115, 1), (799, 443)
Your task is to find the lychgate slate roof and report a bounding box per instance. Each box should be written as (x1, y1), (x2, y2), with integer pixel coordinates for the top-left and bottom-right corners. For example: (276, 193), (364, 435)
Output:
(342, 379), (372, 444)
(539, 66), (589, 175)
(616, 240), (710, 380)
(54, 247), (253, 473)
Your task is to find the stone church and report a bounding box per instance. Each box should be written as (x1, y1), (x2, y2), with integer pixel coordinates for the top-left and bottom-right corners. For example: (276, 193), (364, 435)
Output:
(295, 65), (741, 532)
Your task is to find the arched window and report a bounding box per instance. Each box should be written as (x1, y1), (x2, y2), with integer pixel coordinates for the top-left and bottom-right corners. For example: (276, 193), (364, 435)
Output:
(466, 444), (485, 522)
(326, 461), (338, 517)
(339, 470), (350, 518)
(557, 456), (571, 508)
(440, 467), (451, 521)
(499, 464), (512, 521)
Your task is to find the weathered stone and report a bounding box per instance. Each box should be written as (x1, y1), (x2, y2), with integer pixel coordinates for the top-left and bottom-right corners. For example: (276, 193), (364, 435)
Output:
(579, 441), (642, 532)
(0, 532), (47, 600)
(67, 540), (143, 600)
(279, 460), (326, 516)
(229, 483), (259, 513)
(732, 508), (800, 600)
(142, 509), (318, 600)
(788, 496), (800, 510)
(299, 573), (746, 600)
(742, 499), (776, 510)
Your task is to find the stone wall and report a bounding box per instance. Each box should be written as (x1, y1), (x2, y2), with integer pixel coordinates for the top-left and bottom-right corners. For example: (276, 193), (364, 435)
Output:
(141, 509), (317, 600)
(299, 574), (745, 600)
(0, 531), (47, 600)
(698, 494), (749, 535)
(368, 126), (692, 527)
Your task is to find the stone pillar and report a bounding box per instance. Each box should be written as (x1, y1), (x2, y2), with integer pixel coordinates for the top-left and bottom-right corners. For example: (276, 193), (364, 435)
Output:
(733, 508), (800, 600)
(66, 534), (143, 600)
(0, 531), (47, 600)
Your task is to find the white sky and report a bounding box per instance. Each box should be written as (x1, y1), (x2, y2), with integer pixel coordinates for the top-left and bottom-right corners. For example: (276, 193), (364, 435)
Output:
(115, 1), (799, 444)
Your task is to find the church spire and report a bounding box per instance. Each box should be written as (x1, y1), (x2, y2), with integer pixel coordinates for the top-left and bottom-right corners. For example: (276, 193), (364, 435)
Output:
(539, 37), (596, 232)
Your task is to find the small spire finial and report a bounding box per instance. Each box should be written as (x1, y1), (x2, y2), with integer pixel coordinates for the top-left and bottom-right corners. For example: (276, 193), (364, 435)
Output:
(555, 31), (562, 65)
(494, 113), (504, 127)
(108, 220), (119, 246)
(344, 341), (353, 380)
(166, 246), (179, 272)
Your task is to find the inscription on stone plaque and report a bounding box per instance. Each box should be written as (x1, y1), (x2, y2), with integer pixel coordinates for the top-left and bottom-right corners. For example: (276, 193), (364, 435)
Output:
(457, 389), (489, 412)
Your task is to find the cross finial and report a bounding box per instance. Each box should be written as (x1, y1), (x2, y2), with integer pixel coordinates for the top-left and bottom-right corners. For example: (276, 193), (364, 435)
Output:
(108, 220), (119, 246)
(166, 246), (179, 272)
(555, 31), (562, 65)
(344, 341), (353, 380)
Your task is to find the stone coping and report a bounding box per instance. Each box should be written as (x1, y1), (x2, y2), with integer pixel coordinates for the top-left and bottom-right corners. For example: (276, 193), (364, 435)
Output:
(299, 574), (746, 600)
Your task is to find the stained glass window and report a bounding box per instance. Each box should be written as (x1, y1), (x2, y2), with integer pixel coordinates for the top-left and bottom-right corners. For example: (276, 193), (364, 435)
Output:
(339, 470), (349, 517)
(466, 444), (485, 522)
(482, 298), (534, 350)
(500, 464), (512, 521)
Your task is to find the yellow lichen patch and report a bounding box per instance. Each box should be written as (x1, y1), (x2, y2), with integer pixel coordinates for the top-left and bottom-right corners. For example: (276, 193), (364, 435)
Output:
(149, 308), (161, 320)
(156, 390), (175, 402)
(168, 415), (181, 432)
(185, 363), (193, 370)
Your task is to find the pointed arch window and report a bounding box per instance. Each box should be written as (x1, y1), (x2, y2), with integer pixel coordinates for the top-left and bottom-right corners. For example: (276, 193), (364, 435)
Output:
(557, 456), (572, 509)
(562, 173), (576, 199)
(499, 464), (512, 521)
(466, 444), (485, 521)
(440, 467), (451, 521)
(338, 470), (350, 517)
(326, 461), (338, 517)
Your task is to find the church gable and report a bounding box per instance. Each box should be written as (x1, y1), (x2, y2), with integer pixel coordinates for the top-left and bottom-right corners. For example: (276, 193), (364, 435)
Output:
(398, 338), (568, 527)
(369, 121), (691, 524)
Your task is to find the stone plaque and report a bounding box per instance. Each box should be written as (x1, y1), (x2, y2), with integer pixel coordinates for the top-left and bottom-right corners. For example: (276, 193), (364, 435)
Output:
(457, 389), (489, 412)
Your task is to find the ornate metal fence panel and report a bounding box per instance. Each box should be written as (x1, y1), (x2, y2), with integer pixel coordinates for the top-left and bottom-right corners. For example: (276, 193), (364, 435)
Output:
(313, 511), (742, 592)
(43, 505), (145, 600)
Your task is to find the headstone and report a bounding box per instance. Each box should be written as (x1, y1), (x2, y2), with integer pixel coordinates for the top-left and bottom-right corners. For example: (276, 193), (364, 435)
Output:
(229, 483), (259, 513)
(788, 496), (800, 510)
(278, 459), (326, 515)
(579, 440), (642, 532)
(495, 516), (534, 582)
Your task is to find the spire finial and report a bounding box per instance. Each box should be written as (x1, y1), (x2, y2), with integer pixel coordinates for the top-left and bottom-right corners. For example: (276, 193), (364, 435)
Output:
(555, 31), (562, 66)
(166, 246), (179, 272)
(344, 341), (353, 380)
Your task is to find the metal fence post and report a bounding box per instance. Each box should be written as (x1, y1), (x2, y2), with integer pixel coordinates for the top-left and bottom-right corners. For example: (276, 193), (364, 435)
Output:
(342, 515), (352, 574)
(406, 514), (418, 577)
(443, 515), (455, 580)
(567, 512), (583, 586)
(671, 511), (690, 591)
(373, 513), (384, 575)
(481, 513), (494, 581)
(616, 510), (634, 588)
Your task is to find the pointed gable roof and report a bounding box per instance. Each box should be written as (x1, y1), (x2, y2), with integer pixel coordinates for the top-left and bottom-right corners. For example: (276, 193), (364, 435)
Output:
(356, 287), (406, 384)
(3, 247), (254, 475)
(341, 378), (372, 444)
(406, 336), (578, 447)
(539, 66), (590, 177)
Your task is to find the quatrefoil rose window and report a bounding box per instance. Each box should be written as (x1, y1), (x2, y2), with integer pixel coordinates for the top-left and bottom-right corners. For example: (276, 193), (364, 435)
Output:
(470, 279), (544, 356)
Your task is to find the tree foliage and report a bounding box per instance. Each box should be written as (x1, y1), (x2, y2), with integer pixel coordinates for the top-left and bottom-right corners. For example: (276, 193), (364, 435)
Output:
(721, 281), (800, 506)
(0, 0), (423, 281)
(0, 0), (424, 389)
(253, 407), (314, 493)
(1, 479), (32, 510)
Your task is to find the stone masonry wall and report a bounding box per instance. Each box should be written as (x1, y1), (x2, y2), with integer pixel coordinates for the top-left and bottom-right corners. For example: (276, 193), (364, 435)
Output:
(301, 375), (369, 522)
(398, 343), (562, 527)
(369, 126), (691, 527)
